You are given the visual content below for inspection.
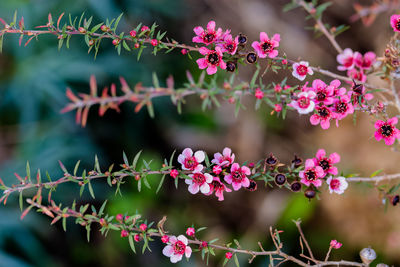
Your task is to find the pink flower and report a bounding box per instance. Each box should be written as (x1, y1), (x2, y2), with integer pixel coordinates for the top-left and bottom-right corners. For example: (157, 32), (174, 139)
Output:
(312, 149), (340, 177)
(206, 176), (232, 201)
(251, 32), (280, 59)
(224, 163), (251, 191)
(330, 240), (343, 249)
(178, 148), (205, 172)
(255, 88), (264, 99)
(354, 51), (376, 70)
(299, 159), (324, 187)
(211, 147), (235, 167)
(185, 172), (213, 194)
(134, 234), (141, 242)
(225, 252), (233, 259)
(390, 14), (400, 32)
(213, 165), (222, 175)
(161, 235), (169, 243)
(331, 94), (354, 126)
(374, 117), (400, 145)
(310, 106), (332, 129)
(139, 223), (147, 231)
(162, 235), (192, 263)
(347, 68), (366, 83)
(337, 48), (355, 71)
(274, 104), (282, 112)
(151, 39), (158, 46)
(289, 91), (316, 114)
(170, 169), (179, 179)
(121, 230), (128, 238)
(196, 47), (226, 75)
(219, 34), (238, 55)
(311, 79), (335, 105)
(192, 20), (222, 45)
(186, 227), (195, 237)
(292, 61), (313, 81)
(326, 176), (348, 195)
(129, 30), (137, 37)
(116, 214), (123, 222)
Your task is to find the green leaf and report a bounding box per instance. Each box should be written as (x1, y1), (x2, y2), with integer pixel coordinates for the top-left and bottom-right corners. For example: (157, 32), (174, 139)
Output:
(132, 150), (142, 169)
(62, 217), (67, 231)
(156, 174), (166, 194)
(152, 72), (160, 88)
(88, 182), (95, 199)
(112, 13), (124, 31)
(122, 40), (131, 51)
(98, 200), (107, 216)
(128, 234), (137, 253)
(86, 224), (91, 242)
(0, 34), (4, 53)
(94, 155), (101, 173)
(26, 161), (31, 181)
(74, 160), (81, 176)
(19, 191), (23, 211)
(370, 169), (383, 178)
(123, 151), (129, 166)
(233, 254), (240, 267)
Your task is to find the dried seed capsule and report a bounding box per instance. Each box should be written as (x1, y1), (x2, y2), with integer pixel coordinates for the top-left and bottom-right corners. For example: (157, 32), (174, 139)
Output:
(265, 154), (278, 167)
(226, 61), (236, 72)
(290, 181), (302, 192)
(304, 188), (316, 199)
(238, 33), (247, 45)
(292, 155), (303, 168)
(246, 52), (257, 64)
(391, 195), (399, 206)
(275, 173), (286, 185)
(245, 180), (257, 191)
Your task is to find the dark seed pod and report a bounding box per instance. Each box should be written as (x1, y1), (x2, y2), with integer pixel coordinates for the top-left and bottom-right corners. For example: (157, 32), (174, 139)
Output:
(290, 181), (302, 192)
(246, 180), (258, 191)
(391, 195), (399, 206)
(352, 79), (363, 94)
(291, 155), (303, 168)
(226, 61), (236, 72)
(238, 33), (247, 45)
(304, 188), (316, 199)
(246, 52), (257, 64)
(275, 173), (286, 185)
(265, 153), (278, 167)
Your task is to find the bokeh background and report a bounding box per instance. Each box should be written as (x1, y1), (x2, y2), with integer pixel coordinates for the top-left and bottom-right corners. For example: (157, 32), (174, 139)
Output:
(0, 0), (399, 266)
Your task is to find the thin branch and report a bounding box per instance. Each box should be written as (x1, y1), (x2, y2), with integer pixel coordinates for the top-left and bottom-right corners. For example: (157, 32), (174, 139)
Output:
(294, 220), (316, 263)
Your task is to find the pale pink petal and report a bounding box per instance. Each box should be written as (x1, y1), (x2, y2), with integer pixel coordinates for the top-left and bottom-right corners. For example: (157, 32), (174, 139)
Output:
(188, 183), (200, 194)
(316, 149), (326, 159)
(241, 166), (251, 175)
(200, 183), (210, 194)
(207, 65), (217, 75)
(268, 50), (278, 58)
(320, 119), (330, 129)
(300, 177), (311, 187)
(185, 246), (192, 258)
(192, 36), (203, 43)
(231, 163), (240, 172)
(182, 148), (193, 158)
(384, 136), (396, 145)
(329, 152), (341, 163)
(199, 47), (209, 55)
(219, 59), (227, 69)
(207, 20), (216, 32)
(194, 150), (205, 163)
(204, 173), (213, 183)
(193, 26), (204, 36)
(224, 174), (233, 184)
(177, 235), (188, 245)
(272, 33), (280, 43)
(374, 120), (384, 129)
(242, 178), (250, 188)
(163, 245), (174, 257)
(312, 179), (322, 187)
(231, 182), (241, 191)
(170, 254), (182, 263)
(260, 32), (269, 42)
(388, 117), (398, 125)
(329, 166), (338, 175)
(196, 58), (208, 69)
(310, 115), (320, 125)
(305, 159), (314, 169)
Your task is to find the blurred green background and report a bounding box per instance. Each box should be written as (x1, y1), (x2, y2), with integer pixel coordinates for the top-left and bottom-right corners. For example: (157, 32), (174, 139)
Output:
(0, 0), (400, 266)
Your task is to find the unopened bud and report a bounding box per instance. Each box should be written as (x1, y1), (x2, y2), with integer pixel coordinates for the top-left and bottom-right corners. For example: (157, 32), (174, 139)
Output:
(360, 247), (377, 265)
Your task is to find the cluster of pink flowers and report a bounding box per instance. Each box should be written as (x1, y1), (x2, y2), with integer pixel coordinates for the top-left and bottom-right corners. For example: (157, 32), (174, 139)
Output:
(336, 48), (376, 85)
(177, 147), (255, 201)
(192, 21), (280, 75)
(288, 78), (367, 129)
(300, 149), (348, 194)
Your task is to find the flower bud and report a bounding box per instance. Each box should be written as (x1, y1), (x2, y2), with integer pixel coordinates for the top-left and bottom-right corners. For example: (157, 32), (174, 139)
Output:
(116, 214), (124, 222)
(88, 39), (95, 46)
(134, 233), (142, 242)
(225, 252), (233, 259)
(134, 43), (140, 49)
(186, 227), (195, 237)
(161, 235), (169, 243)
(181, 48), (188, 55)
(112, 39), (120, 46)
(78, 27), (86, 34)
(360, 247), (377, 265)
(129, 30), (137, 37)
(120, 229), (129, 238)
(139, 223), (147, 231)
(391, 195), (399, 206)
(100, 25), (109, 32)
(151, 39), (158, 46)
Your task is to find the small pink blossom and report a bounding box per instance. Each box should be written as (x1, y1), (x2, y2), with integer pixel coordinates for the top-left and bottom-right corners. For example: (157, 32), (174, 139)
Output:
(181, 49), (188, 55)
(311, 79), (335, 105)
(374, 117), (400, 145)
(206, 176), (232, 201)
(213, 165), (222, 175)
(224, 163), (251, 191)
(185, 172), (213, 194)
(312, 149), (340, 177)
(151, 39), (158, 46)
(141, 26), (149, 32)
(310, 106), (332, 130)
(121, 230), (128, 238)
(390, 14), (400, 32)
(225, 252), (233, 259)
(192, 20), (222, 45)
(299, 159), (324, 187)
(274, 104), (282, 113)
(170, 169), (179, 179)
(139, 223), (147, 231)
(178, 148), (205, 172)
(337, 48), (355, 71)
(354, 51), (376, 70)
(219, 34), (238, 55)
(326, 176), (348, 195)
(116, 213), (123, 222)
(129, 30), (137, 37)
(292, 61), (313, 81)
(162, 235), (192, 263)
(134, 234), (141, 242)
(251, 32), (280, 59)
(347, 68), (366, 83)
(211, 147), (235, 167)
(161, 235), (169, 243)
(330, 240), (343, 249)
(331, 94), (354, 126)
(289, 91), (316, 114)
(274, 84), (282, 93)
(196, 47), (226, 75)
(255, 88), (264, 99)
(282, 59), (288, 65)
(186, 227), (195, 237)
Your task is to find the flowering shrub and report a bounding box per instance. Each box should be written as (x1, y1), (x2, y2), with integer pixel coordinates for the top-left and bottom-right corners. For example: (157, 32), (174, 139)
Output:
(1, 0), (400, 266)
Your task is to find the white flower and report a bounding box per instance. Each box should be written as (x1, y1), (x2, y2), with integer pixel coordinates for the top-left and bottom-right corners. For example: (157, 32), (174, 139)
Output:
(177, 148), (205, 172)
(185, 172), (213, 194)
(162, 235), (192, 263)
(289, 91), (316, 114)
(326, 176), (348, 194)
(292, 61), (313, 81)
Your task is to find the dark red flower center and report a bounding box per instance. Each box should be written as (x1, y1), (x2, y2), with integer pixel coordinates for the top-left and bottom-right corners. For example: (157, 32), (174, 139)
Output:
(305, 170), (316, 180)
(203, 32), (215, 43)
(396, 19), (400, 31)
(343, 57), (353, 68)
(211, 180), (224, 192)
(296, 65), (308, 76)
(316, 90), (327, 101)
(261, 41), (273, 53)
(225, 43), (235, 53)
(318, 158), (330, 171)
(330, 179), (341, 190)
(381, 124), (393, 137)
(173, 241), (186, 255)
(298, 96), (310, 108)
(317, 107), (330, 118)
(232, 171), (244, 183)
(192, 173), (206, 185)
(335, 101), (348, 113)
(207, 52), (220, 65)
(184, 157), (198, 170)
